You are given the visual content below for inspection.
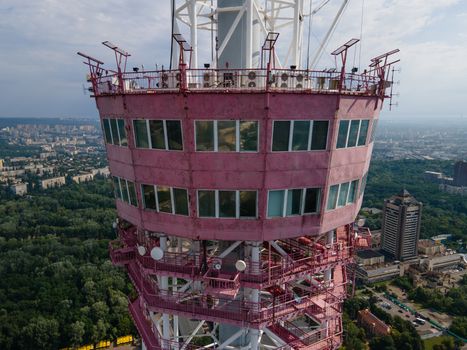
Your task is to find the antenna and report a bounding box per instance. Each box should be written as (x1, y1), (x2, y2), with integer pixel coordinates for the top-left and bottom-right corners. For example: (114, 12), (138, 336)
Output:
(102, 41), (131, 73)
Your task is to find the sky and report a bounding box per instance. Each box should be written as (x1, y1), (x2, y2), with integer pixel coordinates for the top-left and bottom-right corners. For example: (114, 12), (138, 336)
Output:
(0, 0), (466, 120)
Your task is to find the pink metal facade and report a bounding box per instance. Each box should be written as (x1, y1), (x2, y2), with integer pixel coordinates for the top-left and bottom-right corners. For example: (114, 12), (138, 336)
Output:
(81, 60), (391, 349)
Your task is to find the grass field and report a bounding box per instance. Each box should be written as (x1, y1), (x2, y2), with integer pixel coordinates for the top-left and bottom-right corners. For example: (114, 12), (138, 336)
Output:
(423, 335), (455, 350)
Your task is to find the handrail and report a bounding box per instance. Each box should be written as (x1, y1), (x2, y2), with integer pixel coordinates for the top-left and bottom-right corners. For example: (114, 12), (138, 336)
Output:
(89, 67), (382, 97)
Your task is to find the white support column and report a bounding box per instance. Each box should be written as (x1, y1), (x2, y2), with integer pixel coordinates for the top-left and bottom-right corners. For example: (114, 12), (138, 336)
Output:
(249, 241), (261, 350)
(324, 230), (335, 282)
(291, 0), (301, 67)
(159, 235), (171, 348)
(189, 0), (198, 69)
(245, 0), (253, 68)
(218, 328), (245, 349)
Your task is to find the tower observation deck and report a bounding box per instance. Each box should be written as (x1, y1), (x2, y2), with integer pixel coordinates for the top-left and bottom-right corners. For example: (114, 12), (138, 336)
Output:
(79, 1), (398, 349)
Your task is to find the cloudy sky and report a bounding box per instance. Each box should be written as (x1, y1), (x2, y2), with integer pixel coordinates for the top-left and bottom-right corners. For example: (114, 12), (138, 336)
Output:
(0, 0), (466, 119)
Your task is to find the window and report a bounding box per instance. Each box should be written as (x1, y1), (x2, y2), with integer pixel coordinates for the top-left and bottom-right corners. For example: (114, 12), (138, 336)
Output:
(113, 176), (138, 207)
(133, 120), (149, 148)
(113, 176), (122, 199)
(173, 188), (189, 215)
(198, 190), (257, 218)
(336, 119), (370, 149)
(103, 119), (112, 144)
(198, 190), (216, 217)
(195, 120), (258, 152)
(326, 179), (360, 210)
(117, 119), (128, 146)
(157, 186), (172, 213)
(267, 188), (321, 218)
(142, 184), (157, 210)
(134, 119), (183, 150)
(141, 184), (189, 215)
(272, 120), (328, 151)
(326, 185), (339, 210)
(360, 173), (368, 197)
(102, 118), (127, 146)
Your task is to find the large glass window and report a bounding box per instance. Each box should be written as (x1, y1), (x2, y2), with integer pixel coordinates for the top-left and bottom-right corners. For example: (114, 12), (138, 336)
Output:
(304, 188), (320, 213)
(166, 120), (183, 150)
(337, 119), (370, 149)
(197, 190), (258, 218)
(173, 188), (189, 215)
(336, 120), (349, 149)
(113, 176), (122, 199)
(337, 182), (350, 207)
(286, 189), (303, 215)
(268, 188), (321, 218)
(239, 191), (257, 218)
(196, 121), (215, 151)
(348, 180), (359, 203)
(267, 190), (285, 217)
(113, 177), (138, 207)
(219, 190), (236, 217)
(110, 119), (119, 145)
(117, 119), (128, 146)
(292, 121), (310, 151)
(103, 119), (112, 144)
(239, 121), (258, 151)
(157, 186), (172, 213)
(196, 120), (258, 152)
(310, 121), (329, 150)
(347, 120), (360, 147)
(273, 120), (328, 151)
(218, 121), (236, 152)
(326, 179), (360, 211)
(357, 120), (369, 146)
(149, 120), (165, 149)
(198, 190), (216, 217)
(272, 121), (290, 151)
(128, 181), (138, 206)
(120, 179), (129, 203)
(326, 185), (339, 210)
(142, 184), (157, 210)
(134, 120), (150, 148)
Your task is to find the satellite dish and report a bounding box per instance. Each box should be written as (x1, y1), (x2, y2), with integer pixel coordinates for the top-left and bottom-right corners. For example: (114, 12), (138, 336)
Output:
(151, 247), (164, 260)
(357, 218), (366, 227)
(213, 262), (222, 270)
(137, 246), (147, 256)
(235, 260), (247, 272)
(112, 222), (117, 229)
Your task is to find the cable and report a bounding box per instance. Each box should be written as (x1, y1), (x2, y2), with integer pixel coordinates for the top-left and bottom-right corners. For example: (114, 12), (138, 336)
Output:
(306, 0), (313, 70)
(169, 0), (175, 70)
(358, 0), (365, 71)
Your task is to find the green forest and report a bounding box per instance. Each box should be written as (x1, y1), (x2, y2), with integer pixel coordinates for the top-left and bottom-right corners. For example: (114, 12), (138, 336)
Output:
(0, 179), (134, 349)
(0, 159), (465, 349)
(362, 159), (467, 241)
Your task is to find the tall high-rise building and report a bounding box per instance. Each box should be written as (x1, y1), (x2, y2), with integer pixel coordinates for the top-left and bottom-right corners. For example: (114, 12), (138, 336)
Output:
(381, 190), (422, 261)
(453, 161), (467, 187)
(79, 1), (398, 349)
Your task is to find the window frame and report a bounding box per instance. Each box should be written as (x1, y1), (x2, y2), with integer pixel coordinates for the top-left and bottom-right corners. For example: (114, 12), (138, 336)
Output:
(197, 189), (258, 219)
(141, 183), (190, 216)
(267, 187), (321, 218)
(113, 176), (138, 207)
(194, 120), (259, 153)
(336, 119), (371, 149)
(133, 119), (184, 151)
(326, 179), (360, 211)
(271, 120), (329, 152)
(103, 118), (127, 147)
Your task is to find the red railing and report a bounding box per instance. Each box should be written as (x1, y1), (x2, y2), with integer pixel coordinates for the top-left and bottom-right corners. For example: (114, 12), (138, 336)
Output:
(109, 242), (135, 266)
(128, 297), (160, 350)
(91, 67), (382, 96)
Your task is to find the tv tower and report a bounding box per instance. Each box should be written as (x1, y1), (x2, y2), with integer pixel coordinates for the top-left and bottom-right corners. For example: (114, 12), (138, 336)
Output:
(79, 1), (398, 348)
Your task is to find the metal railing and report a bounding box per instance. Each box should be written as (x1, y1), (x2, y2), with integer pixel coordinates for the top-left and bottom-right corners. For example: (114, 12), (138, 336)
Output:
(90, 67), (382, 96)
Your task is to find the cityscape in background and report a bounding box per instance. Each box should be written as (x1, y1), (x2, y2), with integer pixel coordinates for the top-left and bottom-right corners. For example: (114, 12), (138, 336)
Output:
(0, 115), (466, 349)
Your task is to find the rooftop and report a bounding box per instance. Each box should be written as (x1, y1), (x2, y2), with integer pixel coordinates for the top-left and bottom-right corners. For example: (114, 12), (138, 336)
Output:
(357, 249), (385, 260)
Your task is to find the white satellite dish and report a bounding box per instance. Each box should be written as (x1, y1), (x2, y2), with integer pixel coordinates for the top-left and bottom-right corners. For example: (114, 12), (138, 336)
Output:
(357, 218), (365, 227)
(151, 247), (164, 260)
(213, 262), (222, 270)
(112, 222), (117, 229)
(137, 246), (147, 256)
(235, 260), (247, 272)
